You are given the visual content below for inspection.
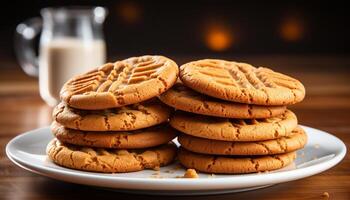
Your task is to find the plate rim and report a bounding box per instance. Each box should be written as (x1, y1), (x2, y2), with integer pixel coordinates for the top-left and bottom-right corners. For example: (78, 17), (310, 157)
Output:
(6, 125), (347, 191)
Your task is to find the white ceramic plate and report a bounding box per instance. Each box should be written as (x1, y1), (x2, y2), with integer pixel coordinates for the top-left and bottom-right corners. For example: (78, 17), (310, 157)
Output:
(6, 125), (346, 195)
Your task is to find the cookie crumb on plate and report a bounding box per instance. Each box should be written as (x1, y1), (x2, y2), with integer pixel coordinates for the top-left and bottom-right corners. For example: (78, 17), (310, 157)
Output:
(208, 173), (216, 178)
(183, 169), (199, 178)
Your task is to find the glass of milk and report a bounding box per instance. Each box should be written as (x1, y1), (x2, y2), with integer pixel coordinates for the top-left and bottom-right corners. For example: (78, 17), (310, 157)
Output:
(14, 7), (108, 106)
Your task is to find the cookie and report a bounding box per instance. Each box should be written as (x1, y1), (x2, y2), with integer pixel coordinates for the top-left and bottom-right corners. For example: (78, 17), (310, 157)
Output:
(53, 99), (171, 131)
(179, 126), (307, 155)
(61, 55), (179, 110)
(159, 82), (286, 118)
(170, 110), (297, 141)
(178, 148), (296, 174)
(51, 121), (177, 149)
(180, 59), (305, 105)
(47, 139), (177, 173)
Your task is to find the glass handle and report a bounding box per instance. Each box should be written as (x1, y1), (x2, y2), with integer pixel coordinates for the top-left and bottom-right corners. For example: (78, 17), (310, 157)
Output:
(14, 18), (42, 77)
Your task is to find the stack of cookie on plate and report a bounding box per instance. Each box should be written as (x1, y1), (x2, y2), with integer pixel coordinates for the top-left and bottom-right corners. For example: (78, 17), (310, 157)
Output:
(47, 55), (179, 173)
(160, 59), (307, 174)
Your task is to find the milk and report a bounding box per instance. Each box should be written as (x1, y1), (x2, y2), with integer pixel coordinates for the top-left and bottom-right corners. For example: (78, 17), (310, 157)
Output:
(38, 38), (106, 106)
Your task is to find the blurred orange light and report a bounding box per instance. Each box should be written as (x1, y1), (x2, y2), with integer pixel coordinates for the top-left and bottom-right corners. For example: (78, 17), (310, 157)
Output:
(204, 24), (234, 51)
(117, 1), (142, 24)
(280, 18), (304, 42)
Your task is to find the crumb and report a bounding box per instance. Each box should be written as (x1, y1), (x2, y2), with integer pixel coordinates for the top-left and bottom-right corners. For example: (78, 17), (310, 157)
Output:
(150, 175), (163, 179)
(208, 173), (216, 178)
(183, 169), (199, 178)
(152, 171), (160, 175)
(175, 176), (183, 178)
(314, 144), (320, 149)
(172, 164), (182, 170)
(164, 170), (174, 174)
(322, 192), (329, 199)
(153, 166), (160, 171)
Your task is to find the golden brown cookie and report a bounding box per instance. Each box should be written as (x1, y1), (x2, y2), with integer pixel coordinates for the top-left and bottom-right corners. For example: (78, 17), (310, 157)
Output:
(178, 148), (296, 174)
(47, 139), (177, 173)
(51, 121), (177, 149)
(53, 99), (171, 131)
(61, 55), (179, 110)
(170, 110), (298, 141)
(179, 126), (307, 155)
(159, 82), (286, 118)
(180, 59), (305, 105)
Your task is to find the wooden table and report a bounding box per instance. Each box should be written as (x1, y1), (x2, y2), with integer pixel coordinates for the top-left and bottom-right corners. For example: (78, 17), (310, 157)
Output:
(1, 55), (349, 199)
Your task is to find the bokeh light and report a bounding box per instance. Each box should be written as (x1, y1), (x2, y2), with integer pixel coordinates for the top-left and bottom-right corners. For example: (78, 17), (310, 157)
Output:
(203, 23), (234, 51)
(116, 1), (142, 24)
(279, 17), (304, 42)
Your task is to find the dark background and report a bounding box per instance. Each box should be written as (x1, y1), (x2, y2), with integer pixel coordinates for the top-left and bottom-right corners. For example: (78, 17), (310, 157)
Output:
(0, 0), (349, 62)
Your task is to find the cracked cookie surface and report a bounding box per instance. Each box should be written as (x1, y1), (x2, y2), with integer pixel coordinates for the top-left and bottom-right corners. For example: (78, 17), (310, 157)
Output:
(179, 126), (307, 155)
(170, 110), (297, 141)
(159, 82), (286, 118)
(46, 139), (177, 173)
(61, 55), (179, 110)
(53, 99), (171, 131)
(178, 148), (296, 174)
(51, 121), (177, 149)
(180, 59), (305, 105)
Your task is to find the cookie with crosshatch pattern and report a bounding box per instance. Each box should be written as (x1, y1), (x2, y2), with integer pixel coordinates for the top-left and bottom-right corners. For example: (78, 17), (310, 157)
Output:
(53, 98), (171, 131)
(170, 110), (298, 141)
(179, 59), (305, 105)
(51, 121), (177, 149)
(60, 55), (179, 110)
(159, 82), (286, 119)
(178, 148), (297, 174)
(47, 139), (177, 173)
(178, 126), (307, 155)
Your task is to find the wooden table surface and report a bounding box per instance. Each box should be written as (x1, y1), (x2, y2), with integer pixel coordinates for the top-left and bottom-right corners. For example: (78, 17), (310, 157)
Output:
(0, 55), (349, 199)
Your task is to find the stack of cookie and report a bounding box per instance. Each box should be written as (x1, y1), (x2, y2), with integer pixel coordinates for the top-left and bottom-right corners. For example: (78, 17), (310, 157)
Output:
(160, 59), (307, 174)
(47, 55), (179, 173)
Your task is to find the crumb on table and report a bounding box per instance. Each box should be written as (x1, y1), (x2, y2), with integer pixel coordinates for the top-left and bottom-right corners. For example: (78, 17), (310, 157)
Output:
(183, 169), (199, 178)
(322, 192), (329, 199)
